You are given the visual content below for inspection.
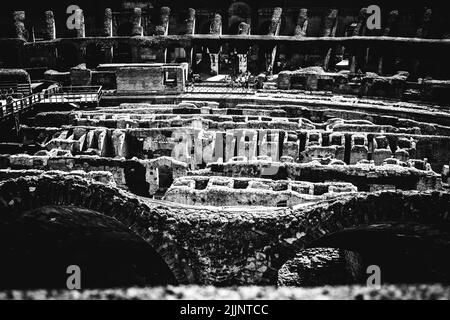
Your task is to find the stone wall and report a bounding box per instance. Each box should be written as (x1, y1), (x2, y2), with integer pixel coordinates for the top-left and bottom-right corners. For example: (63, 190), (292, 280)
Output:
(163, 176), (357, 207)
(1, 175), (449, 285)
(116, 65), (185, 94)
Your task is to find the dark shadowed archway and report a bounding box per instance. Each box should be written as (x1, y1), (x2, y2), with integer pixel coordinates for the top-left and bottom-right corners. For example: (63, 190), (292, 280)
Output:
(1, 175), (450, 286)
(56, 42), (79, 71)
(0, 205), (176, 289)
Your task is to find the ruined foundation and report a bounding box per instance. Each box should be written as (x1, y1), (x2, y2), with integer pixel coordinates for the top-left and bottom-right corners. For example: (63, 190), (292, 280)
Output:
(0, 0), (450, 301)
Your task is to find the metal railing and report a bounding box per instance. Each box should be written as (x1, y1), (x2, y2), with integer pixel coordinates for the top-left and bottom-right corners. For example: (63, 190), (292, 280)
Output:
(0, 85), (102, 121)
(43, 86), (103, 103)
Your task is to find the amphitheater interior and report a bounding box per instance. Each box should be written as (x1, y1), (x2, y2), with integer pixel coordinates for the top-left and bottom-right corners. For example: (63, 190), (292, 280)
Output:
(0, 0), (450, 299)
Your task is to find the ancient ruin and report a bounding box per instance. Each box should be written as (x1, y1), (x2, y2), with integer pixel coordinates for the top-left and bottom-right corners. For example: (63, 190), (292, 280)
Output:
(0, 0), (450, 300)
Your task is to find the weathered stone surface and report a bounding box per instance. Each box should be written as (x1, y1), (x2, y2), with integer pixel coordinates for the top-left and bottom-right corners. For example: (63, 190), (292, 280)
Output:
(0, 175), (449, 286)
(278, 248), (363, 286)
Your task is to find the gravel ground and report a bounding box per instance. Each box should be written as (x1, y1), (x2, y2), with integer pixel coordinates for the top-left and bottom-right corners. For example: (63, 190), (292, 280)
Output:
(1, 284), (449, 300)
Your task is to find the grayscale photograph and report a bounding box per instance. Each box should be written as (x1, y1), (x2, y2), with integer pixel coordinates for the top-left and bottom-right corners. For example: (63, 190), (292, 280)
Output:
(0, 0), (449, 305)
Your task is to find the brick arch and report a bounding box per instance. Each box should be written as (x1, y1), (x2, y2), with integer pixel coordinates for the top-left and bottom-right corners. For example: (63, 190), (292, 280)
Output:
(0, 175), (193, 284)
(292, 191), (450, 248)
(1, 174), (450, 286)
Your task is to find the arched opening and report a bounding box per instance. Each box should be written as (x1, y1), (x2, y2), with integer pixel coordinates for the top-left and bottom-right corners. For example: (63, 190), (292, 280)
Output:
(0, 205), (176, 289)
(157, 165), (174, 198)
(0, 45), (20, 68)
(117, 22), (133, 37)
(257, 20), (272, 35)
(113, 42), (132, 63)
(228, 21), (243, 35)
(166, 46), (187, 63)
(309, 222), (450, 284)
(85, 43), (104, 69)
(56, 43), (79, 71)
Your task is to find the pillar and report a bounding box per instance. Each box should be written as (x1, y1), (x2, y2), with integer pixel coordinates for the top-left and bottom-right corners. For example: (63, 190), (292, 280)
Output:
(210, 13), (222, 35)
(323, 9), (338, 37)
(266, 8), (282, 74)
(185, 9), (196, 72)
(160, 7), (171, 36)
(132, 8), (143, 36)
(104, 8), (113, 37)
(323, 9), (339, 70)
(294, 9), (308, 37)
(208, 14), (222, 75)
(268, 7), (282, 36)
(13, 11), (27, 41)
(210, 53), (219, 75)
(44, 11), (56, 40)
(75, 9), (85, 38)
(186, 8), (196, 35)
(237, 54), (248, 74)
(237, 22), (251, 74)
(102, 8), (114, 63)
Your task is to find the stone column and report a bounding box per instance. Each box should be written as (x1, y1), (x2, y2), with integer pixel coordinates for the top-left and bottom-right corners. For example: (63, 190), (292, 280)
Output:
(160, 7), (171, 36)
(154, 7), (171, 63)
(237, 54), (248, 74)
(208, 14), (222, 75)
(323, 9), (338, 37)
(323, 9), (339, 70)
(132, 8), (143, 36)
(186, 8), (196, 35)
(209, 53), (219, 75)
(13, 11), (27, 41)
(294, 8), (308, 37)
(268, 7), (282, 36)
(44, 11), (56, 40)
(75, 9), (85, 38)
(185, 9), (196, 72)
(210, 13), (222, 35)
(101, 9), (114, 63)
(237, 22), (251, 74)
(104, 8), (113, 37)
(266, 8), (282, 74)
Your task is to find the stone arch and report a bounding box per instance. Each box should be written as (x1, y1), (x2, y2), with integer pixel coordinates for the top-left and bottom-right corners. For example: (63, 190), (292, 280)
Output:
(0, 175), (193, 284)
(0, 204), (176, 289)
(292, 191), (450, 247)
(279, 191), (450, 284)
(2, 175), (450, 286)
